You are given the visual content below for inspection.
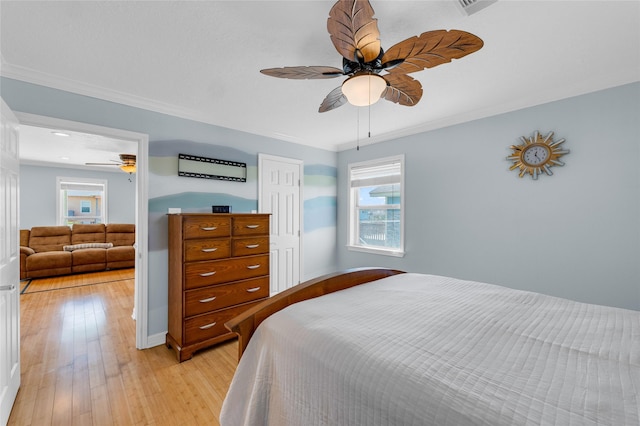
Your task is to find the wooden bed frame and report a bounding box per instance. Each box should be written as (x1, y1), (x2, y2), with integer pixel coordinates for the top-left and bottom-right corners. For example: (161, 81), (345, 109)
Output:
(224, 268), (405, 359)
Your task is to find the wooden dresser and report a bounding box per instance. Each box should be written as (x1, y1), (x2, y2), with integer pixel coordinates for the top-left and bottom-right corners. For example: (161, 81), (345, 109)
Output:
(166, 213), (270, 362)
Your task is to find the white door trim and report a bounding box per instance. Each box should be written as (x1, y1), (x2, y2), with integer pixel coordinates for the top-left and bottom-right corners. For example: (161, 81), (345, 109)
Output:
(14, 112), (151, 349)
(258, 153), (304, 285)
(0, 98), (21, 426)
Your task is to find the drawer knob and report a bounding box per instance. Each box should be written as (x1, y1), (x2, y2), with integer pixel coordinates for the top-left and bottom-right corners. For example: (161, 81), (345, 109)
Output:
(199, 271), (217, 277)
(245, 244), (260, 249)
(201, 226), (218, 231)
(199, 322), (217, 330)
(199, 296), (217, 303)
(246, 264), (261, 270)
(245, 224), (260, 229)
(246, 287), (261, 293)
(201, 248), (218, 253)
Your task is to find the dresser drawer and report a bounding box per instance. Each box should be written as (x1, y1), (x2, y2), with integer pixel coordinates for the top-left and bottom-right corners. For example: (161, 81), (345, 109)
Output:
(233, 216), (269, 236)
(183, 216), (231, 239)
(232, 236), (269, 257)
(184, 300), (264, 346)
(184, 276), (269, 317)
(184, 238), (230, 262)
(184, 254), (269, 290)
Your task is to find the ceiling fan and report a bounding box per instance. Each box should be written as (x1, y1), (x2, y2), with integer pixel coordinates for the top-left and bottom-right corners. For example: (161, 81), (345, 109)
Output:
(260, 0), (484, 112)
(86, 153), (136, 174)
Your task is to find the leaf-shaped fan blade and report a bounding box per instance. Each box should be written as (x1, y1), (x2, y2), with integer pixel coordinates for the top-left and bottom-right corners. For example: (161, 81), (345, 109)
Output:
(319, 87), (348, 113)
(381, 74), (423, 106)
(381, 30), (483, 74)
(260, 66), (345, 79)
(327, 0), (381, 63)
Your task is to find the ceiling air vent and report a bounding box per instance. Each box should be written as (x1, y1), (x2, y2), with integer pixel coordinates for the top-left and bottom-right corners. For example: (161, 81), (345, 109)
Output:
(458, 0), (497, 15)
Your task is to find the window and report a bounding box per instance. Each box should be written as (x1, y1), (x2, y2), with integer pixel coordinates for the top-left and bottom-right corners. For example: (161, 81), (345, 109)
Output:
(57, 177), (107, 225)
(347, 155), (404, 257)
(80, 200), (91, 213)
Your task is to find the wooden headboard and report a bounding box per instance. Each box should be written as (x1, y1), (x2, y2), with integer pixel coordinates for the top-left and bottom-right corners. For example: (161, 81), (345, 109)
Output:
(224, 268), (406, 359)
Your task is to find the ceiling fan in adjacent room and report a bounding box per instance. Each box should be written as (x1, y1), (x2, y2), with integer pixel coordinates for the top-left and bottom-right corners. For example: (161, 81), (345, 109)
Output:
(260, 0), (484, 112)
(86, 153), (137, 174)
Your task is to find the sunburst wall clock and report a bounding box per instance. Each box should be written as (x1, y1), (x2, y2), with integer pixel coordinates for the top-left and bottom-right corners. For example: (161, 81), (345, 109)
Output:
(507, 131), (569, 180)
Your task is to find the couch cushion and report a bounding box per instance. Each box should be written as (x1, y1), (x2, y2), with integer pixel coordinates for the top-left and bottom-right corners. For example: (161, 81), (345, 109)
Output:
(26, 251), (72, 271)
(72, 223), (106, 244)
(64, 242), (113, 251)
(29, 226), (72, 253)
(106, 224), (135, 247)
(71, 248), (107, 273)
(106, 246), (135, 269)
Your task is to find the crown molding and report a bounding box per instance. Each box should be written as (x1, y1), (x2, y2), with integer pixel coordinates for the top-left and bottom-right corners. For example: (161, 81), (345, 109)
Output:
(1, 61), (213, 127)
(0, 60), (339, 150)
(336, 74), (640, 152)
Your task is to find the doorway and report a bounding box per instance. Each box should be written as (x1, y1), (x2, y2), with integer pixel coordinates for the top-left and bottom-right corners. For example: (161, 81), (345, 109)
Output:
(258, 153), (303, 294)
(14, 112), (150, 349)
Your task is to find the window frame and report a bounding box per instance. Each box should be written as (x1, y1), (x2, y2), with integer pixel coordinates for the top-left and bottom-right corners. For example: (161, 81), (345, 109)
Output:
(56, 177), (108, 226)
(347, 155), (405, 257)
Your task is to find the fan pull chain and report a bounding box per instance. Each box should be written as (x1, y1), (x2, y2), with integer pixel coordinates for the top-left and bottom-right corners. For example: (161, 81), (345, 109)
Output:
(368, 76), (372, 139)
(356, 107), (360, 151)
(368, 98), (372, 139)
(355, 76), (376, 151)
(356, 77), (373, 151)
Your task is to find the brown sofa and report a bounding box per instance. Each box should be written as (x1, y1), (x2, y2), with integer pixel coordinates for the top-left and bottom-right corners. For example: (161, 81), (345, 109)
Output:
(20, 223), (135, 279)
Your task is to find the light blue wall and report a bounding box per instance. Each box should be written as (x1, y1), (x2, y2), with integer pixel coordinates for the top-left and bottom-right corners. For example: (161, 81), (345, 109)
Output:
(5, 75), (637, 338)
(20, 164), (136, 229)
(337, 82), (640, 311)
(2, 77), (338, 337)
(146, 140), (337, 332)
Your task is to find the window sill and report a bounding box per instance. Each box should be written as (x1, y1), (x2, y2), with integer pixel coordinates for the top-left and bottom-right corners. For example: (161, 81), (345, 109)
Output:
(346, 245), (405, 258)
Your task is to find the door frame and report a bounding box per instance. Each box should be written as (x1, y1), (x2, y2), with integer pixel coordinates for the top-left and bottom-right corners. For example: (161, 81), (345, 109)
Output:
(258, 153), (304, 285)
(15, 112), (151, 349)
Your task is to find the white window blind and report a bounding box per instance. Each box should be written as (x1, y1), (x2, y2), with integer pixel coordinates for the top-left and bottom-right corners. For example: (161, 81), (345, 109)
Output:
(350, 160), (402, 187)
(59, 181), (104, 191)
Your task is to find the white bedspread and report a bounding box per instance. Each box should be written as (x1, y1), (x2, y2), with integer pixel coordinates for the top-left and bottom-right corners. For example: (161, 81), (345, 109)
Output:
(220, 273), (640, 425)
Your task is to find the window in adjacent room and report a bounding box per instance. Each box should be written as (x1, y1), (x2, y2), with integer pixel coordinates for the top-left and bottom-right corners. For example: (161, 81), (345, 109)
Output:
(80, 200), (91, 213)
(347, 155), (404, 257)
(57, 177), (107, 225)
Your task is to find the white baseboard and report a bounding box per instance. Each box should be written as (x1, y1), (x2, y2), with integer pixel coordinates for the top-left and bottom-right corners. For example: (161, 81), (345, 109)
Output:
(145, 332), (167, 349)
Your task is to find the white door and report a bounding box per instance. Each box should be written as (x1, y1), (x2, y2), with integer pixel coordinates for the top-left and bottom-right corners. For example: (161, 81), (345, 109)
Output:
(258, 154), (302, 295)
(0, 99), (21, 425)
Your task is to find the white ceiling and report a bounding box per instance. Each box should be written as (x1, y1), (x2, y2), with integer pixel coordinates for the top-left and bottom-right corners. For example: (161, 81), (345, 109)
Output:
(1, 0), (639, 164)
(18, 124), (138, 172)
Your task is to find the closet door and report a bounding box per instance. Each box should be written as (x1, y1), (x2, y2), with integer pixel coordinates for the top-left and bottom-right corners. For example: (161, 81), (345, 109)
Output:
(259, 154), (302, 295)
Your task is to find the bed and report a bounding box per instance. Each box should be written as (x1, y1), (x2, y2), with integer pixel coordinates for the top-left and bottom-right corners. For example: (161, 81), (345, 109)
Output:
(220, 269), (639, 426)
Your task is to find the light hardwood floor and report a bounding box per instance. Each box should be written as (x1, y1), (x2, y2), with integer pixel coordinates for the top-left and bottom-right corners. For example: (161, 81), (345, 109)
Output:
(9, 271), (238, 425)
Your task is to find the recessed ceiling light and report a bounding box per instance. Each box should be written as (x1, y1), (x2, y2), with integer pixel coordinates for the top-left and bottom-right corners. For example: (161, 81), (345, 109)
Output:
(60, 156), (70, 160)
(52, 131), (70, 137)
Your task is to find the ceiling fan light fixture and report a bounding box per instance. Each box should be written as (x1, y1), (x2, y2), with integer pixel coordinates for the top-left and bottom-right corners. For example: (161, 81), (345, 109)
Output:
(341, 73), (386, 106)
(119, 163), (136, 174)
